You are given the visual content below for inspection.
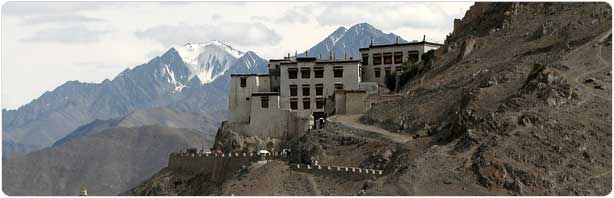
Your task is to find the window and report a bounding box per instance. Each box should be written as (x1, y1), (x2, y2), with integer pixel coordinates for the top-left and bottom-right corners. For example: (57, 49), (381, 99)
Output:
(290, 98), (298, 110)
(361, 54), (369, 65)
(302, 85), (310, 96)
(395, 67), (402, 72)
(373, 54), (382, 65)
(316, 98), (325, 109)
(314, 67), (324, 78)
(385, 67), (391, 77)
(290, 85), (298, 96)
(394, 52), (403, 64)
(302, 98), (310, 109)
(261, 96), (269, 108)
(288, 68), (298, 79)
(315, 84), (324, 96)
(374, 68), (381, 78)
(360, 67), (364, 79)
(408, 51), (419, 63)
(301, 68), (310, 78)
(334, 83), (344, 90)
(333, 67), (343, 78)
(383, 53), (393, 64)
(240, 77), (247, 87)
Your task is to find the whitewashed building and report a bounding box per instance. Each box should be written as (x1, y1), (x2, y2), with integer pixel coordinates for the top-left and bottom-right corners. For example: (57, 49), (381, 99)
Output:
(227, 54), (362, 139)
(359, 39), (443, 86)
(227, 38), (442, 139)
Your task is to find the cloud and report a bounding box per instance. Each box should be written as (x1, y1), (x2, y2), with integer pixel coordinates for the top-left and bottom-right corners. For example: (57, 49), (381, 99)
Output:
(21, 14), (104, 25)
(134, 22), (281, 47)
(211, 14), (223, 20)
(2, 2), (104, 16)
(21, 25), (110, 44)
(275, 9), (310, 24)
(316, 2), (470, 30)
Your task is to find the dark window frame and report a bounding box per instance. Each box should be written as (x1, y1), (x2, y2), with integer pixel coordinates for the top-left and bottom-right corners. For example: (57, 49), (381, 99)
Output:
(393, 52), (403, 64)
(374, 68), (381, 78)
(302, 85), (310, 96)
(288, 69), (298, 79)
(315, 84), (324, 96)
(302, 98), (310, 109)
(333, 67), (343, 78)
(290, 85), (298, 96)
(314, 67), (324, 78)
(361, 54), (369, 65)
(383, 53), (393, 64)
(240, 77), (247, 87)
(261, 96), (269, 108)
(301, 68), (311, 79)
(290, 98), (298, 110)
(373, 54), (382, 65)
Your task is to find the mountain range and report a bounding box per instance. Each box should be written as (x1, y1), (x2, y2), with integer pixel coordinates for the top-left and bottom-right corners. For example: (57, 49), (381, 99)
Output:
(301, 23), (408, 59)
(3, 22), (413, 195)
(2, 41), (267, 154)
(2, 23), (406, 155)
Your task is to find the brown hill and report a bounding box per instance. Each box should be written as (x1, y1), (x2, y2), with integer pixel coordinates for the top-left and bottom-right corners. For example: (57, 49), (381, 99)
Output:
(3, 125), (207, 196)
(127, 2), (611, 196)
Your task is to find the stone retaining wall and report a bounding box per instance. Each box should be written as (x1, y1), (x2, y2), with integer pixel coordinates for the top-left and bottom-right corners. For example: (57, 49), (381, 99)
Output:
(168, 150), (288, 183)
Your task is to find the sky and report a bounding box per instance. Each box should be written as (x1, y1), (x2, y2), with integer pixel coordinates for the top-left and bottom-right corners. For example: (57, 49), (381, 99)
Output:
(1, 1), (473, 110)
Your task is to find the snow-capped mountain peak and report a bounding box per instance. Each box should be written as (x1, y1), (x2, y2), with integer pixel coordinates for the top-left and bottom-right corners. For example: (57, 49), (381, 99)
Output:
(174, 41), (247, 84)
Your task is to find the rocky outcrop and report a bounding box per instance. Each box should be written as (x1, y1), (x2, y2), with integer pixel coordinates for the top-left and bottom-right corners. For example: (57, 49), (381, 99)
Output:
(211, 121), (282, 153)
(520, 64), (574, 106)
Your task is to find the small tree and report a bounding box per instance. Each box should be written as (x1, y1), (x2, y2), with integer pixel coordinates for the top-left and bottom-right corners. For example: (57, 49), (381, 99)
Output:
(385, 71), (397, 91)
(398, 61), (418, 89)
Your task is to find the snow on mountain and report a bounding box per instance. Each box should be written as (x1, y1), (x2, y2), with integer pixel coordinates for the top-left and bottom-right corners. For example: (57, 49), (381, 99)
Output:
(174, 41), (246, 84)
(3, 41), (268, 154)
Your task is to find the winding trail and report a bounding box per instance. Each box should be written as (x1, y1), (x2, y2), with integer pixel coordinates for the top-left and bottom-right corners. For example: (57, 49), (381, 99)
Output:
(562, 30), (612, 106)
(328, 114), (413, 144)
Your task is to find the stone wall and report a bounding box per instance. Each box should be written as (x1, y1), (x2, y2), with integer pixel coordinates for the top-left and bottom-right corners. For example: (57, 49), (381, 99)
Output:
(335, 90), (371, 115)
(168, 150), (288, 183)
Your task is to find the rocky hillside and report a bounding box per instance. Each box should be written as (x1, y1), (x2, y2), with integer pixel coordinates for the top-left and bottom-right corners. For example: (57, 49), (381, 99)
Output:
(361, 2), (612, 195)
(127, 2), (611, 196)
(2, 42), (266, 154)
(2, 125), (209, 196)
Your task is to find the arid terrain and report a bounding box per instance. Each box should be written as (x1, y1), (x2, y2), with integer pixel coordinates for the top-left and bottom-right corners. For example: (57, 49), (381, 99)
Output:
(127, 2), (612, 196)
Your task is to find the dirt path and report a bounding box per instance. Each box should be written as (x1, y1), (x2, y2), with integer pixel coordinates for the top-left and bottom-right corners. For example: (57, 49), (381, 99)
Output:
(563, 30), (612, 106)
(328, 114), (413, 144)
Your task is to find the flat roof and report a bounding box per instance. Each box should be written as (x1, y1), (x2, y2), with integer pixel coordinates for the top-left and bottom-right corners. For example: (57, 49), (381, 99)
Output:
(296, 57), (317, 62)
(269, 59), (292, 62)
(335, 90), (367, 94)
(358, 41), (443, 51)
(315, 59), (360, 64)
(279, 59), (361, 66)
(251, 92), (280, 96)
(230, 74), (270, 77)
